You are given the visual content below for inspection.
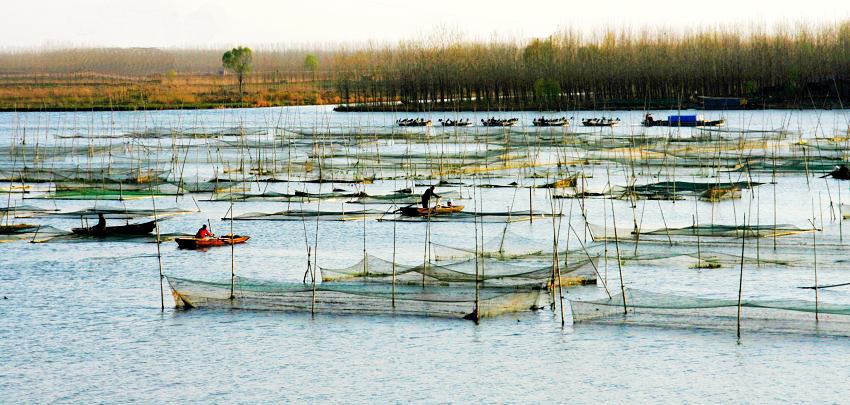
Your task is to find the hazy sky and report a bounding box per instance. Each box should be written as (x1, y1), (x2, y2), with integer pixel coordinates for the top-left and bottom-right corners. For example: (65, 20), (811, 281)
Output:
(1, 0), (848, 48)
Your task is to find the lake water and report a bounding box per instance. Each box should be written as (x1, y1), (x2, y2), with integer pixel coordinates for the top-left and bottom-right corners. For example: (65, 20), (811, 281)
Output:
(2, 106), (850, 402)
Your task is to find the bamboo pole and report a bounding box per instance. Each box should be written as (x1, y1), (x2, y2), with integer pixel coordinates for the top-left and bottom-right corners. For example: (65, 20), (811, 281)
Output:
(610, 196), (627, 314)
(362, 191), (368, 276)
(153, 196), (164, 311)
(809, 219), (819, 322)
(392, 207), (397, 309)
(471, 176), (481, 323)
(229, 201), (235, 300)
(737, 214), (746, 341)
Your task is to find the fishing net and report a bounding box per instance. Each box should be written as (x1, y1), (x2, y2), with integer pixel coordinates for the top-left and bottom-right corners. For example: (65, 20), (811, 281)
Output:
(616, 181), (760, 200)
(229, 209), (387, 221)
(381, 210), (557, 223)
(31, 186), (181, 200)
(0, 167), (171, 184)
(570, 289), (850, 336)
(29, 206), (194, 220)
(348, 190), (462, 205)
(589, 223), (814, 241)
(431, 230), (558, 260)
(0, 225), (68, 243)
(0, 204), (59, 216)
(318, 254), (597, 287)
(166, 275), (546, 319)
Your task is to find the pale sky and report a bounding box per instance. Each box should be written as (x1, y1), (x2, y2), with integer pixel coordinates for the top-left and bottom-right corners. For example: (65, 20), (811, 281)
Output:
(1, 0), (848, 48)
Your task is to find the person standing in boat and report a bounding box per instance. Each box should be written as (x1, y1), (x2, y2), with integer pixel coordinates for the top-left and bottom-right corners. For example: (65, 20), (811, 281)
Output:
(195, 224), (214, 239)
(421, 185), (440, 209)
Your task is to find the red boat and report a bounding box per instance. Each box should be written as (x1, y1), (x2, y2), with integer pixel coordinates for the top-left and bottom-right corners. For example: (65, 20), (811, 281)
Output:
(175, 234), (250, 249)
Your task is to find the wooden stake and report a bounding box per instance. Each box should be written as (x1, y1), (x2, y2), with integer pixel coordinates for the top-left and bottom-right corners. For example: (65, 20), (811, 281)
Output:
(153, 197), (164, 311)
(737, 214), (746, 341)
(809, 219), (819, 322)
(392, 208), (397, 308)
(229, 201), (235, 300)
(611, 197), (627, 314)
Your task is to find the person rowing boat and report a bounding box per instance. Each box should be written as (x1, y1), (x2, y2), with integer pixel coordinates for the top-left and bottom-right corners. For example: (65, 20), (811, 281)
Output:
(195, 224), (214, 239)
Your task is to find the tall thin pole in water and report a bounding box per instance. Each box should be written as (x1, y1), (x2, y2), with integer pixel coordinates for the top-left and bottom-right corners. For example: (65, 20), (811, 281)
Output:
(152, 191), (164, 311)
(311, 158), (323, 316)
(472, 177), (481, 323)
(229, 201), (235, 300)
(422, 185), (433, 287)
(603, 183), (609, 283)
(839, 183), (844, 243)
(737, 213), (746, 340)
(610, 194), (627, 314)
(557, 198), (573, 326)
(548, 188), (560, 314)
(391, 207), (397, 309)
(606, 166), (627, 313)
(809, 218), (819, 321)
(362, 190), (368, 276)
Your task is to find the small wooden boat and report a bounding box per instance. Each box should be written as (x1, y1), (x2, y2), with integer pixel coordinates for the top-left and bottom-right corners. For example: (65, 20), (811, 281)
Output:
(439, 119), (472, 127)
(533, 117), (570, 127)
(582, 118), (620, 127)
(399, 205), (464, 217)
(397, 118), (432, 127)
(642, 114), (725, 127)
(175, 234), (251, 249)
(481, 118), (518, 127)
(71, 220), (156, 237)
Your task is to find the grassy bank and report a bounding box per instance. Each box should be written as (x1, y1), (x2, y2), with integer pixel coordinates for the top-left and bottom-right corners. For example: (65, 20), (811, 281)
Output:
(0, 71), (338, 111)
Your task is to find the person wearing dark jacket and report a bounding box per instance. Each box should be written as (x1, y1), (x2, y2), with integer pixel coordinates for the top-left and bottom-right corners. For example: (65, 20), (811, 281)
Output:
(94, 213), (107, 232)
(821, 165), (850, 180)
(421, 186), (440, 209)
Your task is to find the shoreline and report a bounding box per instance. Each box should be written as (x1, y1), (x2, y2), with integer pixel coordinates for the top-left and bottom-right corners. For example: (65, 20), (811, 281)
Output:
(2, 101), (847, 113)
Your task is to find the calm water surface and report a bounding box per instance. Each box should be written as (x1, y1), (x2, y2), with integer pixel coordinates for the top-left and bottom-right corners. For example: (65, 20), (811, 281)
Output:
(2, 106), (850, 402)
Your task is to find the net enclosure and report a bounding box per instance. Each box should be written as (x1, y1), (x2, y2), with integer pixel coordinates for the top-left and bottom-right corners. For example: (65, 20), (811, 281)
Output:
(166, 275), (546, 320)
(318, 254), (598, 287)
(571, 289), (850, 336)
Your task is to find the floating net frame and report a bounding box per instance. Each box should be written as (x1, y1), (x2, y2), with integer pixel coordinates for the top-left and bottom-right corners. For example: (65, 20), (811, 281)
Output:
(166, 275), (546, 320)
(571, 289), (850, 336)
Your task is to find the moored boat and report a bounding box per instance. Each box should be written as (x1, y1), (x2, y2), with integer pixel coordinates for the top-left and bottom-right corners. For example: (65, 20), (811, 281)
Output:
(71, 220), (156, 237)
(438, 118), (472, 127)
(582, 117), (620, 127)
(399, 205), (465, 217)
(532, 116), (570, 127)
(396, 118), (432, 127)
(642, 113), (726, 127)
(175, 234), (251, 249)
(481, 117), (518, 127)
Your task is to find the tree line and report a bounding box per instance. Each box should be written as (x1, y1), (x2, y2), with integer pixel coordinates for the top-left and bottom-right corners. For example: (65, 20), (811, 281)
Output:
(332, 23), (850, 110)
(1, 22), (848, 110)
